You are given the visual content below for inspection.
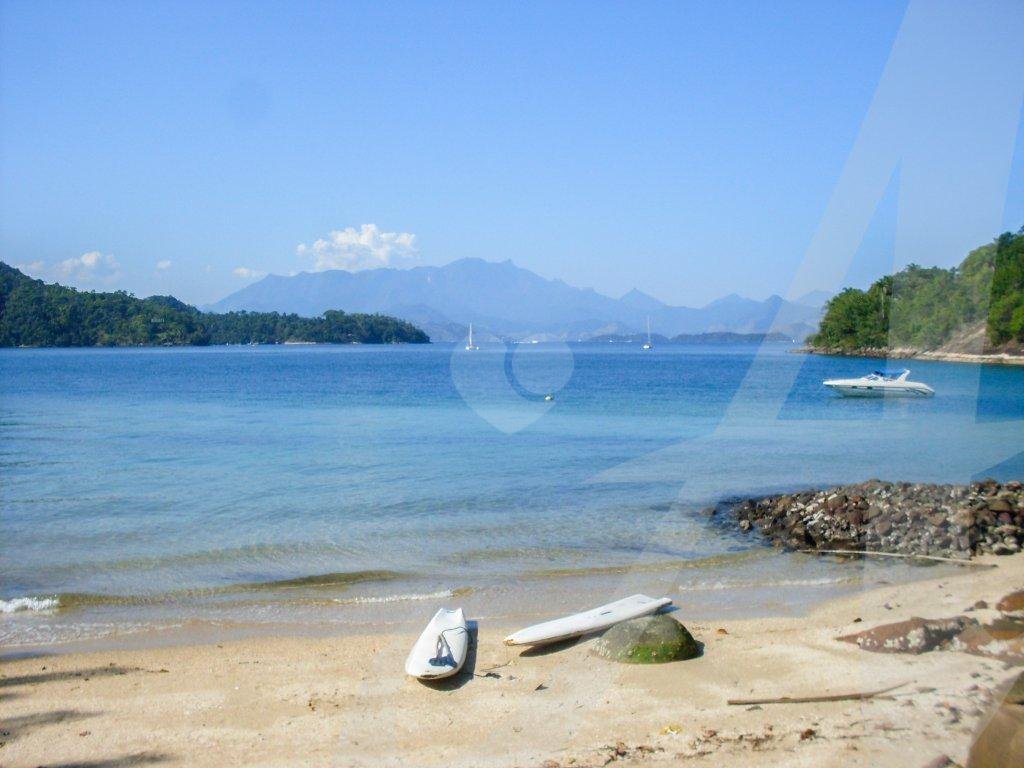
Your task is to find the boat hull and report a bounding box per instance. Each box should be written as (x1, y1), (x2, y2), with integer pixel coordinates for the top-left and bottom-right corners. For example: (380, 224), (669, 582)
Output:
(825, 383), (934, 398)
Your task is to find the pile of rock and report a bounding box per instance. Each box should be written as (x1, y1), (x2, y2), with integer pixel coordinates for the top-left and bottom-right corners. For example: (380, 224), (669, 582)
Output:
(721, 479), (1023, 558)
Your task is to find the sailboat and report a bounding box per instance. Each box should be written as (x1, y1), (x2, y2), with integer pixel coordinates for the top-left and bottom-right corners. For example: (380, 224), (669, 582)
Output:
(465, 323), (479, 351)
(642, 317), (653, 350)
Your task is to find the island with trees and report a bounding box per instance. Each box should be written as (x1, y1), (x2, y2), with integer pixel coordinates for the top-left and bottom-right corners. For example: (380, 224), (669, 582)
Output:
(804, 227), (1024, 363)
(0, 263), (430, 347)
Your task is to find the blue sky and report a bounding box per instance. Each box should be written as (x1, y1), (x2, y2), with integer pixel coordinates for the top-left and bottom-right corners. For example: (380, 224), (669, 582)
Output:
(1, 1), (1022, 307)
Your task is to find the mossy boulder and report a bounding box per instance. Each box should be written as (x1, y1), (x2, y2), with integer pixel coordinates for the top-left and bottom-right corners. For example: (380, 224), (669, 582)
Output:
(591, 615), (700, 664)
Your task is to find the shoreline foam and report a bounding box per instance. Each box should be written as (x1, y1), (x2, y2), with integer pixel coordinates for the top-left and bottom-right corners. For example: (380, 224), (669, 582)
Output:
(0, 595), (59, 614)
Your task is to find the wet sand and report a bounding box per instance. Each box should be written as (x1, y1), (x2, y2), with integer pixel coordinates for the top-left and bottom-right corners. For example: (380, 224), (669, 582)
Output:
(2, 553), (1022, 768)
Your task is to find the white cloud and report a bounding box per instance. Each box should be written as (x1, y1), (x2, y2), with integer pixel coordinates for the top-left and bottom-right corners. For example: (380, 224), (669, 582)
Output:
(53, 251), (121, 286)
(13, 253), (120, 288)
(155, 259), (172, 270)
(296, 224), (417, 272)
(14, 260), (45, 275)
(233, 266), (266, 280)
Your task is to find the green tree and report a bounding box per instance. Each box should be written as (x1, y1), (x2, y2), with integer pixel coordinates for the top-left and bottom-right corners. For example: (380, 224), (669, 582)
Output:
(0, 263), (430, 347)
(809, 228), (1023, 352)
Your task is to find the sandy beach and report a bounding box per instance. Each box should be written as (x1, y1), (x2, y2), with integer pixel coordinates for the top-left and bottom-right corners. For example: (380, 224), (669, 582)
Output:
(2, 554), (1022, 768)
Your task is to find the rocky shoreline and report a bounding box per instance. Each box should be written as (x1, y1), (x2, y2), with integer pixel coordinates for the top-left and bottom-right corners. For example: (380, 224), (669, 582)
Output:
(795, 345), (1024, 366)
(714, 479), (1024, 559)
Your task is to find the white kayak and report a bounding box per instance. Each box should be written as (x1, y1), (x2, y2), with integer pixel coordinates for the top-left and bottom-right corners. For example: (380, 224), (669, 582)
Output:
(504, 594), (672, 647)
(404, 607), (469, 680)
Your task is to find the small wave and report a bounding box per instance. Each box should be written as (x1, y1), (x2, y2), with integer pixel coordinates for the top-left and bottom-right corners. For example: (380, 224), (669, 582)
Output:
(332, 588), (468, 606)
(442, 546), (584, 565)
(679, 576), (859, 592)
(525, 548), (773, 579)
(238, 570), (403, 591)
(54, 592), (160, 609)
(32, 542), (367, 580)
(15, 571), (409, 613)
(0, 596), (60, 614)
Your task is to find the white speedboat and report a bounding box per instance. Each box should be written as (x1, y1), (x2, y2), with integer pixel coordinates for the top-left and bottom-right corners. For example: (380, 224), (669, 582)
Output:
(823, 369), (934, 398)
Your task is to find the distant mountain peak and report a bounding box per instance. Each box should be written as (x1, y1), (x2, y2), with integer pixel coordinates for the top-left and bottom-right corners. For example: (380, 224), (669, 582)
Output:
(209, 258), (822, 341)
(619, 288), (666, 311)
(703, 292), (746, 309)
(621, 288), (655, 301)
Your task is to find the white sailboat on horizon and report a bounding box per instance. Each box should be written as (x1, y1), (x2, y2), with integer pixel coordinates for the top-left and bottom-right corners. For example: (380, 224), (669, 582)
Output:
(465, 323), (479, 351)
(642, 317), (653, 350)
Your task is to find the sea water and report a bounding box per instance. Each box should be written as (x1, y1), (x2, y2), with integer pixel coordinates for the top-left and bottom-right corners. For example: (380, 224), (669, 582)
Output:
(1, 343), (1021, 648)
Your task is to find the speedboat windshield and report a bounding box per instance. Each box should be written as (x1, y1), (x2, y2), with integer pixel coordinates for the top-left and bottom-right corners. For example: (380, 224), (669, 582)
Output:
(869, 369), (910, 381)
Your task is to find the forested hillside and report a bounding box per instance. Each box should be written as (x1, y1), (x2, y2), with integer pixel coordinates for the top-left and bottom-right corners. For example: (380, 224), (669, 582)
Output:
(0, 263), (429, 346)
(808, 228), (1024, 353)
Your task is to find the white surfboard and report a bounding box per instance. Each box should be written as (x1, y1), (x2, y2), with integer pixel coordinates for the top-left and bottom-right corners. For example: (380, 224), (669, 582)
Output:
(503, 594), (672, 647)
(405, 607), (469, 680)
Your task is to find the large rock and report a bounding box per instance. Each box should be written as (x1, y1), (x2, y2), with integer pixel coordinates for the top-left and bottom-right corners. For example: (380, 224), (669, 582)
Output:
(950, 620), (1024, 663)
(837, 616), (976, 654)
(591, 615), (700, 664)
(997, 590), (1024, 617)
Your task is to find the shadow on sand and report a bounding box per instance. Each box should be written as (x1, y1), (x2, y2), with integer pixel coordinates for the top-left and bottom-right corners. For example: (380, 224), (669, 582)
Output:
(35, 753), (171, 768)
(1, 665), (140, 688)
(2, 664), (176, 767)
(1, 709), (96, 741)
(517, 635), (585, 657)
(0, 649), (53, 663)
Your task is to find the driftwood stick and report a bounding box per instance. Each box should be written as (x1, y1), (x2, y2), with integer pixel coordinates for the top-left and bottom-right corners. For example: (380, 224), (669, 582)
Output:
(727, 681), (909, 706)
(802, 549), (995, 568)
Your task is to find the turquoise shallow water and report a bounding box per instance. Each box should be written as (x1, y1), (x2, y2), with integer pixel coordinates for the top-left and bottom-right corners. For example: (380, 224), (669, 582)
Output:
(1, 343), (1022, 647)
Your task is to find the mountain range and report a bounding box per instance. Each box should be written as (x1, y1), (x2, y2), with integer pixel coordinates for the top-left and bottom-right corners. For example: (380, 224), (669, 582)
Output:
(210, 258), (826, 342)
